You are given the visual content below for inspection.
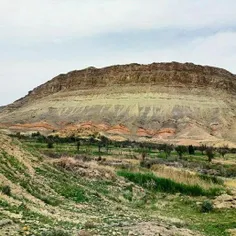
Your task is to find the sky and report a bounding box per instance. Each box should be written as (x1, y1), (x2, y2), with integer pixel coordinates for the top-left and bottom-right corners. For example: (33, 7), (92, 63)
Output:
(0, 0), (236, 106)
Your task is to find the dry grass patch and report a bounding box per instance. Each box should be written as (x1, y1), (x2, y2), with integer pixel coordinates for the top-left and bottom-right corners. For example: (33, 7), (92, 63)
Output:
(151, 164), (222, 190)
(55, 157), (116, 180)
(225, 179), (236, 189)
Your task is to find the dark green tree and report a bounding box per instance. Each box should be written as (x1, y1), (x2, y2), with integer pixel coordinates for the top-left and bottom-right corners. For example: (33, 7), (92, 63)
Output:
(188, 145), (195, 155)
(175, 145), (187, 159)
(218, 145), (228, 158)
(199, 144), (207, 155)
(206, 147), (214, 162)
(163, 144), (173, 158)
(77, 140), (81, 152)
(47, 140), (54, 149)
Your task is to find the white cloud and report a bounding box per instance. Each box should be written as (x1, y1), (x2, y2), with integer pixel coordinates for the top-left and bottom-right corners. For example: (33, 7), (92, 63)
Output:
(0, 0), (236, 42)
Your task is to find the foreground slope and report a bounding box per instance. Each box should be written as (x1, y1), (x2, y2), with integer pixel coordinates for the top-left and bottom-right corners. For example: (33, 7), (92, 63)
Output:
(1, 132), (236, 235)
(0, 62), (236, 146)
(0, 132), (204, 236)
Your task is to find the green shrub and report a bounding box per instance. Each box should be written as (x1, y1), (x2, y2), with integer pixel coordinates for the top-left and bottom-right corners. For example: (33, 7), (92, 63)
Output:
(1, 185), (11, 196)
(117, 170), (220, 196)
(201, 200), (214, 213)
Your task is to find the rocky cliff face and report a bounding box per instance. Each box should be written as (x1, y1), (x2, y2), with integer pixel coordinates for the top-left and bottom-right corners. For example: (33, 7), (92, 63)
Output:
(1, 62), (236, 146)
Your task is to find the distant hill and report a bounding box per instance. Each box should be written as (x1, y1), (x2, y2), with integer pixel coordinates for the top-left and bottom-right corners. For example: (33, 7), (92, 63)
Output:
(0, 62), (236, 146)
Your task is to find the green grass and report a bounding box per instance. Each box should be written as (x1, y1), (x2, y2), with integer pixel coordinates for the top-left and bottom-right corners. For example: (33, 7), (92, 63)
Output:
(54, 183), (87, 203)
(117, 170), (221, 196)
(35, 166), (88, 203)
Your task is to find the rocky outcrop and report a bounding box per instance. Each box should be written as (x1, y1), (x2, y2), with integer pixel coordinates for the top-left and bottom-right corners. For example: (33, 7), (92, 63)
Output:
(214, 194), (236, 209)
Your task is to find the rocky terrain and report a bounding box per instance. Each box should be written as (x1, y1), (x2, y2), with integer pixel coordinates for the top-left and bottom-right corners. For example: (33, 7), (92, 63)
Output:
(0, 62), (236, 146)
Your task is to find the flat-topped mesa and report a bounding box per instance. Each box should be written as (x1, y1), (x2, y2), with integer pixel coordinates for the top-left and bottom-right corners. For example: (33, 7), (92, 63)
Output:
(1, 61), (236, 146)
(24, 62), (236, 100)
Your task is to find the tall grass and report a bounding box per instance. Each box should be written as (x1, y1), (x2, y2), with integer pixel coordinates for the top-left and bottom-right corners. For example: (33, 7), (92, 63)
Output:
(151, 164), (223, 189)
(117, 170), (221, 196)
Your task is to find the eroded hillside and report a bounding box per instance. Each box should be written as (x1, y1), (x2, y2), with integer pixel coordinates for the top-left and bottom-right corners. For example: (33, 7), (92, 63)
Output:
(0, 62), (236, 146)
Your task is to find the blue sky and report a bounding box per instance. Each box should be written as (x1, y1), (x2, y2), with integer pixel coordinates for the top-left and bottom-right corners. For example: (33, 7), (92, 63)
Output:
(1, 0), (236, 105)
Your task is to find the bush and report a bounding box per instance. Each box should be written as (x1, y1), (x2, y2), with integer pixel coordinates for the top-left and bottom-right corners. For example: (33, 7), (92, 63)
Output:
(201, 200), (214, 213)
(117, 170), (220, 196)
(1, 185), (11, 196)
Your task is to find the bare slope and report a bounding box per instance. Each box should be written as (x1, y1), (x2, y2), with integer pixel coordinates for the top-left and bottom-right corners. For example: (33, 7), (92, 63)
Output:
(0, 62), (236, 145)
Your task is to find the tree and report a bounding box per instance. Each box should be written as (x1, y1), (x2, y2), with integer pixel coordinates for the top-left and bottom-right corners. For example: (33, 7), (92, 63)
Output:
(100, 136), (109, 153)
(141, 151), (147, 161)
(47, 140), (54, 149)
(188, 145), (195, 155)
(163, 144), (173, 158)
(16, 132), (22, 139)
(89, 136), (95, 145)
(98, 142), (102, 153)
(199, 144), (207, 155)
(218, 145), (228, 158)
(206, 147), (214, 162)
(175, 145), (187, 159)
(77, 140), (81, 152)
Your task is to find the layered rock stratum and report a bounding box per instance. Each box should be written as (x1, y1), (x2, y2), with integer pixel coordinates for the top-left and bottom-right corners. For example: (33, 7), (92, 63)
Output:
(0, 62), (236, 146)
